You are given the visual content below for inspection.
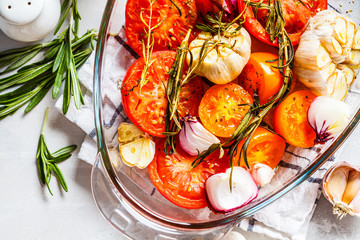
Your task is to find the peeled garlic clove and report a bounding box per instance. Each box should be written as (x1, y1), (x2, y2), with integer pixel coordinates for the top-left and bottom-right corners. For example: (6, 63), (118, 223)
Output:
(187, 23), (251, 84)
(352, 27), (360, 50)
(250, 163), (275, 187)
(118, 122), (145, 144)
(322, 162), (360, 218)
(137, 138), (156, 169)
(119, 137), (156, 169)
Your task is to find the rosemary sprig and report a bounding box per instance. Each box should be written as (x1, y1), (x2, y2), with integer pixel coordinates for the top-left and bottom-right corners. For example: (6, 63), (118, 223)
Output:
(0, 31), (96, 119)
(163, 29), (211, 154)
(191, 0), (294, 176)
(0, 1), (96, 119)
(36, 108), (77, 195)
(139, 0), (165, 91)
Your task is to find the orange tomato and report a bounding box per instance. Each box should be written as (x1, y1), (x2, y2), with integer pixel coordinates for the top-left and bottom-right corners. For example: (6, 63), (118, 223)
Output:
(198, 83), (253, 138)
(238, 52), (283, 105)
(273, 90), (317, 148)
(233, 127), (286, 169)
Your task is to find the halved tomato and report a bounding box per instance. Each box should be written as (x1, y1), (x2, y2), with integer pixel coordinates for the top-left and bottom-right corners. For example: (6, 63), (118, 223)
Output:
(273, 90), (317, 148)
(121, 51), (203, 137)
(239, 0), (327, 46)
(237, 52), (283, 105)
(148, 139), (229, 209)
(233, 127), (286, 169)
(199, 83), (253, 138)
(125, 0), (198, 55)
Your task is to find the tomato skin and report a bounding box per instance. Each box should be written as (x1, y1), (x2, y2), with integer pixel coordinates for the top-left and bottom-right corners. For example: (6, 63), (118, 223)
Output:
(199, 83), (253, 138)
(121, 51), (203, 137)
(233, 127), (286, 169)
(238, 0), (327, 46)
(273, 90), (317, 148)
(238, 52), (283, 105)
(148, 139), (230, 209)
(125, 0), (197, 55)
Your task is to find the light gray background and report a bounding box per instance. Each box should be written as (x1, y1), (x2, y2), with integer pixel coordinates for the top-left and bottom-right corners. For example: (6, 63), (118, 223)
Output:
(0, 0), (360, 239)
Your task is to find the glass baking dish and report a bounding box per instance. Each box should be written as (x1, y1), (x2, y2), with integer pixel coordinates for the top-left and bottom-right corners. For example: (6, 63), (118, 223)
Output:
(91, 0), (360, 239)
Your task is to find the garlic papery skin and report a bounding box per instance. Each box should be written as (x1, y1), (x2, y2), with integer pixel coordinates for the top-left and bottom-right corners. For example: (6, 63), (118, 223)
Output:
(307, 96), (351, 143)
(250, 163), (275, 187)
(206, 167), (258, 212)
(322, 162), (360, 218)
(294, 10), (360, 100)
(179, 116), (220, 156)
(187, 24), (251, 84)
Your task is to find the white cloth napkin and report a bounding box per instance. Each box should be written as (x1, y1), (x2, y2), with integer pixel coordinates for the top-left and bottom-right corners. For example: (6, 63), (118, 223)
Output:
(55, 1), (360, 239)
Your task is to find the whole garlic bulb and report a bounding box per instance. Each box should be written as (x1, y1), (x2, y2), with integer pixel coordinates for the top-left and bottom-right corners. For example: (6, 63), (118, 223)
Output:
(322, 162), (360, 219)
(187, 23), (251, 85)
(0, 0), (60, 42)
(294, 10), (359, 100)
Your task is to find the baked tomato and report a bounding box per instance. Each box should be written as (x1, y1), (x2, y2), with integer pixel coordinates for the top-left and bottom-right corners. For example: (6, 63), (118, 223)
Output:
(125, 0), (197, 55)
(233, 127), (286, 169)
(148, 139), (229, 209)
(199, 83), (253, 138)
(238, 52), (283, 105)
(239, 0), (327, 46)
(121, 51), (203, 137)
(273, 90), (317, 148)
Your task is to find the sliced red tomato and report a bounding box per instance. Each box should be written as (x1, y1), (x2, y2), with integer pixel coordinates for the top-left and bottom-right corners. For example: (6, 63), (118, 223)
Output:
(121, 51), (203, 137)
(239, 0), (327, 46)
(125, 0), (198, 55)
(199, 83), (253, 138)
(273, 90), (317, 148)
(148, 139), (230, 209)
(237, 52), (283, 105)
(233, 127), (286, 169)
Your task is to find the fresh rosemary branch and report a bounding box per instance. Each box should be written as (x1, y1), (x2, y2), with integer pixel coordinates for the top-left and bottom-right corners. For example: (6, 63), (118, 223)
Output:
(163, 29), (212, 154)
(0, 31), (96, 119)
(191, 0), (294, 172)
(0, 0), (96, 119)
(36, 108), (77, 195)
(139, 0), (165, 90)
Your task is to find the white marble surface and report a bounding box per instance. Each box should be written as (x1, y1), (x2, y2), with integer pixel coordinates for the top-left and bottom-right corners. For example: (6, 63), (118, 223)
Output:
(1, 0), (360, 239)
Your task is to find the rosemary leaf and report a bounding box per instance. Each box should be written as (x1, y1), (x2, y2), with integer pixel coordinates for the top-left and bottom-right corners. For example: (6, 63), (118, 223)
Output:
(36, 108), (76, 195)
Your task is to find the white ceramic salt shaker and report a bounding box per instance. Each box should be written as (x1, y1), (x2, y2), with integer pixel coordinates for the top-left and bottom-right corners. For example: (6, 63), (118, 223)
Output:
(0, 0), (60, 42)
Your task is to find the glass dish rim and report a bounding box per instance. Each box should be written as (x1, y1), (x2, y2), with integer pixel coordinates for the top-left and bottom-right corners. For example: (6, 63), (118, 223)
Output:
(93, 0), (360, 230)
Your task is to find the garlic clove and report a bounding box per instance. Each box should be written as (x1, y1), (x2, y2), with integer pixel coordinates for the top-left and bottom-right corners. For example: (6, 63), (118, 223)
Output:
(137, 138), (156, 169)
(324, 166), (350, 203)
(349, 190), (360, 216)
(119, 138), (156, 169)
(119, 138), (144, 167)
(250, 163), (275, 187)
(118, 122), (145, 144)
(322, 162), (360, 218)
(342, 170), (360, 205)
